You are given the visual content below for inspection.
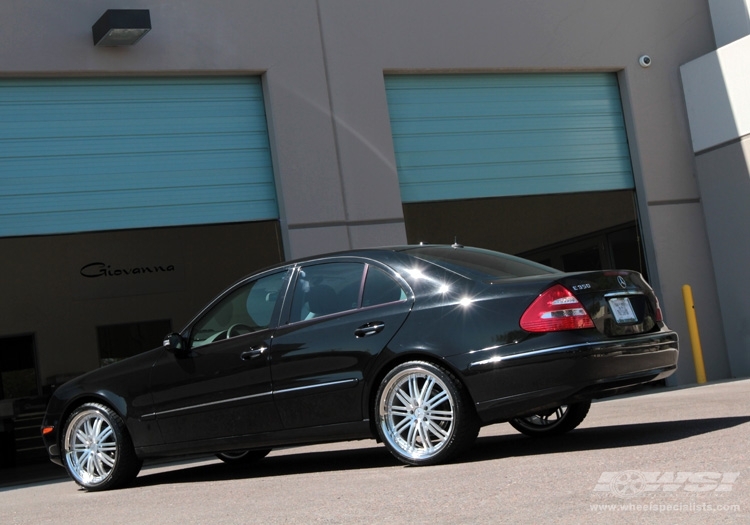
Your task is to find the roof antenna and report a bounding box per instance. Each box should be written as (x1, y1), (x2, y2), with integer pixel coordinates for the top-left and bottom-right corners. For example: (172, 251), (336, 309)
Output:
(451, 236), (463, 249)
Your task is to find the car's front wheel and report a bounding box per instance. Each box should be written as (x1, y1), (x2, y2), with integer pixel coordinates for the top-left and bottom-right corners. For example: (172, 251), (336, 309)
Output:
(509, 401), (591, 437)
(216, 449), (271, 464)
(61, 402), (142, 491)
(375, 361), (479, 466)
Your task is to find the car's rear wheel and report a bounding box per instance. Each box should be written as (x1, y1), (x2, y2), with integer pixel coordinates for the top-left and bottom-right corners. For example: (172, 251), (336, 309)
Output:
(215, 449), (271, 464)
(375, 361), (479, 466)
(61, 402), (142, 491)
(509, 401), (591, 437)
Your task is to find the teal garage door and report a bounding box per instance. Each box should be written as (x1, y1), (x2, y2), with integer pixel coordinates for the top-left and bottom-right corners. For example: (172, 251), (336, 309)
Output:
(0, 77), (277, 237)
(385, 73), (634, 203)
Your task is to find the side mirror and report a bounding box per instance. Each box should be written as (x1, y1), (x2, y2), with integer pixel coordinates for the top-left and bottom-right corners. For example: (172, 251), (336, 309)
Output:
(163, 333), (186, 353)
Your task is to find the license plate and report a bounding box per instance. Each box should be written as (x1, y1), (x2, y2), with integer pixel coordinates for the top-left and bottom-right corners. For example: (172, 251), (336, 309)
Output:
(609, 297), (638, 324)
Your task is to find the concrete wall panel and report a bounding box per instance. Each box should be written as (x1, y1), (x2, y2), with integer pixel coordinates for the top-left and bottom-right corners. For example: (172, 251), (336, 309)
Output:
(695, 137), (750, 378)
(647, 203), (730, 384)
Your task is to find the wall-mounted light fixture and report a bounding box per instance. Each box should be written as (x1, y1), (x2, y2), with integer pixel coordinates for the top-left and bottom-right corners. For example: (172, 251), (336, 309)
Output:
(92, 9), (151, 47)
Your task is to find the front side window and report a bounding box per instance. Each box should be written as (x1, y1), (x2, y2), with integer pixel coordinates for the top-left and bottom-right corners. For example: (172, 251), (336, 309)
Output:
(190, 270), (289, 348)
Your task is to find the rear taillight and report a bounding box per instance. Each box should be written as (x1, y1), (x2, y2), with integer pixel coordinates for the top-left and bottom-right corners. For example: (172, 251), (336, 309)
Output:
(520, 284), (595, 332)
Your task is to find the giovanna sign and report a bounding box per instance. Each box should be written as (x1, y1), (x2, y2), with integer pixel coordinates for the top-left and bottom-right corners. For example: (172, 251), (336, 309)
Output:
(80, 262), (176, 278)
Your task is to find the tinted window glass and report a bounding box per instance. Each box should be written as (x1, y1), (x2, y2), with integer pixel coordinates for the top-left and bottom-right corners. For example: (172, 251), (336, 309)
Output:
(362, 266), (407, 307)
(191, 271), (288, 348)
(0, 334), (37, 400)
(98, 319), (172, 367)
(289, 263), (365, 322)
(404, 246), (558, 280)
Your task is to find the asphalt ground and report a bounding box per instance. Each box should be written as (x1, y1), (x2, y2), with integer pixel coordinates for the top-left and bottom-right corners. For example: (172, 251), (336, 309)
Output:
(1, 379), (748, 524)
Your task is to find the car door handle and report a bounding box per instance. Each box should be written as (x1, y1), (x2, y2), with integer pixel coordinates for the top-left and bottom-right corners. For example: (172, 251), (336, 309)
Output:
(354, 322), (385, 338)
(241, 345), (268, 360)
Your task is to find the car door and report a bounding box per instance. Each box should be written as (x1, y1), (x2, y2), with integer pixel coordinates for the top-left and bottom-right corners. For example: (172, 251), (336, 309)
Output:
(270, 260), (413, 429)
(149, 269), (291, 444)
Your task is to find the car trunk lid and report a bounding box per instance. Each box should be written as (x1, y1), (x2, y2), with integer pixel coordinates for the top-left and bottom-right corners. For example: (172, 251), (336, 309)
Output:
(554, 271), (661, 337)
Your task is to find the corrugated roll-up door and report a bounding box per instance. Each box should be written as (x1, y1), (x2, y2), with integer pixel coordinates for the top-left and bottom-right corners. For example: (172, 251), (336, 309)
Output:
(384, 73), (634, 203)
(0, 77), (277, 237)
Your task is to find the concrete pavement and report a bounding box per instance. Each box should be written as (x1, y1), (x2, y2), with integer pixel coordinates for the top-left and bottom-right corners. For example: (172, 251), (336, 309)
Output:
(1, 379), (748, 524)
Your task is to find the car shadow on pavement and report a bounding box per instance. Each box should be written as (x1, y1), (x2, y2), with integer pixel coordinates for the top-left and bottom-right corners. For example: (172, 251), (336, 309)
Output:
(131, 415), (750, 488)
(466, 415), (750, 463)
(131, 445), (399, 488)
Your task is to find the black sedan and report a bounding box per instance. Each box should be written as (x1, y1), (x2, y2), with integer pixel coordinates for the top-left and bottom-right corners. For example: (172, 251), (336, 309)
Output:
(41, 245), (678, 490)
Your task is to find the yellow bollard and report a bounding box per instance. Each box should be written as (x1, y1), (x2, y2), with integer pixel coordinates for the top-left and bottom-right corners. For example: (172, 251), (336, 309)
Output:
(682, 284), (707, 384)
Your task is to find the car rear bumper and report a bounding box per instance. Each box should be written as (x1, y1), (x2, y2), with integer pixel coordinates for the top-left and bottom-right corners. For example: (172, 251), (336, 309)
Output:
(459, 330), (679, 425)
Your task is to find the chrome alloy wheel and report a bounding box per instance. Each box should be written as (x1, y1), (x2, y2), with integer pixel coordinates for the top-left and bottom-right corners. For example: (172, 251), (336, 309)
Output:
(215, 448), (271, 464)
(63, 407), (119, 487)
(509, 400), (591, 437)
(378, 366), (456, 461)
(517, 405), (569, 428)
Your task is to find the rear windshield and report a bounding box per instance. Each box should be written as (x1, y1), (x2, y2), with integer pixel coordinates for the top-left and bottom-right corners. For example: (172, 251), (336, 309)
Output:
(402, 246), (559, 280)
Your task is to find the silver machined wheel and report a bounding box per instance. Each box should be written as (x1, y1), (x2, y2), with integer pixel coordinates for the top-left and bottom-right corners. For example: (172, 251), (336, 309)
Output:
(63, 407), (118, 486)
(61, 403), (141, 491)
(377, 364), (459, 463)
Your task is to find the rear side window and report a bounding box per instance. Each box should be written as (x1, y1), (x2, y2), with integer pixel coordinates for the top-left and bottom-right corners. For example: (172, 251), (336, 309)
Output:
(404, 246), (558, 280)
(288, 262), (408, 323)
(362, 266), (407, 307)
(289, 263), (365, 322)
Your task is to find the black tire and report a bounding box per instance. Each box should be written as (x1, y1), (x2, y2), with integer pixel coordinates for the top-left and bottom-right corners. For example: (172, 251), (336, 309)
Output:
(509, 401), (591, 437)
(375, 361), (479, 466)
(215, 449), (271, 464)
(61, 402), (142, 491)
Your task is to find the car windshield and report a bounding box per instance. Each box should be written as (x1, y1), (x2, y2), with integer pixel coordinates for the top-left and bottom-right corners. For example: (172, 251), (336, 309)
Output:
(402, 246), (559, 280)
